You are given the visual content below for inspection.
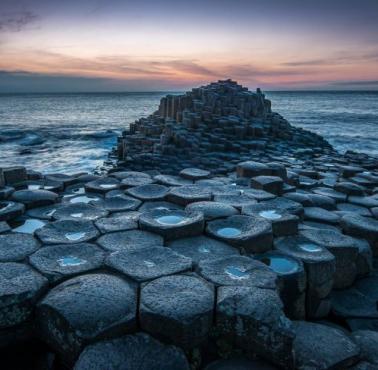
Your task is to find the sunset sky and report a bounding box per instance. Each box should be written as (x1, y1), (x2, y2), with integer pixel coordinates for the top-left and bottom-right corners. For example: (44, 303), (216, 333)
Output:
(0, 0), (377, 92)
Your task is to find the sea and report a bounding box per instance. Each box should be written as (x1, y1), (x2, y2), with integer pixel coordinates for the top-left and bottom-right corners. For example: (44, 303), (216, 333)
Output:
(0, 91), (377, 174)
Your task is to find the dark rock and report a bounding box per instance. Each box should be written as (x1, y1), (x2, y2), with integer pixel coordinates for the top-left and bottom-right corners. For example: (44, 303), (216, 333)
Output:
(11, 189), (58, 209)
(0, 262), (48, 328)
(197, 255), (277, 289)
(52, 203), (108, 221)
(0, 200), (25, 221)
(206, 215), (273, 253)
(106, 246), (192, 282)
(36, 220), (100, 244)
(341, 214), (378, 255)
(216, 285), (295, 369)
(242, 203), (299, 236)
(73, 333), (189, 370)
(94, 214), (138, 233)
(255, 251), (306, 320)
(26, 204), (62, 220)
(168, 235), (239, 266)
(352, 330), (378, 366)
(180, 168), (210, 180)
(95, 195), (141, 213)
(154, 174), (192, 186)
(139, 209), (204, 240)
(127, 184), (169, 201)
(140, 274), (214, 349)
(237, 161), (271, 178)
(205, 357), (278, 370)
(0, 233), (40, 262)
(186, 201), (238, 220)
(303, 206), (340, 225)
(36, 273), (137, 362)
(84, 177), (120, 194)
(251, 175), (284, 195)
(2, 167), (27, 186)
(274, 235), (336, 318)
(96, 229), (163, 252)
(29, 243), (105, 283)
(213, 194), (257, 210)
(293, 321), (360, 370)
(300, 228), (359, 289)
(166, 185), (212, 206)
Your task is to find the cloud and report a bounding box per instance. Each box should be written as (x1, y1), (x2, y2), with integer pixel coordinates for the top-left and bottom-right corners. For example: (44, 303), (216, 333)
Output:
(281, 50), (378, 67)
(0, 11), (39, 32)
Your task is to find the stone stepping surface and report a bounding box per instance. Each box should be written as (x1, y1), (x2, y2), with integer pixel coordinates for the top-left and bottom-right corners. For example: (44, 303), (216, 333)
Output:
(36, 219), (100, 244)
(29, 243), (106, 283)
(139, 209), (204, 240)
(0, 103), (378, 369)
(139, 274), (214, 349)
(36, 273), (138, 361)
(73, 333), (189, 370)
(206, 215), (273, 253)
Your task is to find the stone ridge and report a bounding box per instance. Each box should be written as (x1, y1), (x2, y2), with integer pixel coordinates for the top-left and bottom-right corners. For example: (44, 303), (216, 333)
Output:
(115, 79), (332, 174)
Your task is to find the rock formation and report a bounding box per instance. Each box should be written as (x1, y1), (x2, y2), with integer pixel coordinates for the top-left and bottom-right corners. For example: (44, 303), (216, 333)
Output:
(116, 79), (332, 174)
(0, 80), (378, 369)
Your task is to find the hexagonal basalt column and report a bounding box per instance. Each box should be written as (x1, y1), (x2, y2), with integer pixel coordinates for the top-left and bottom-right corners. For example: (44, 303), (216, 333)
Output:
(27, 204), (62, 220)
(216, 285), (295, 369)
(206, 215), (273, 253)
(0, 262), (48, 328)
(179, 168), (210, 180)
(213, 194), (257, 211)
(97, 229), (163, 253)
(185, 201), (238, 220)
(52, 203), (109, 221)
(168, 236), (239, 266)
(260, 197), (304, 218)
(0, 233), (40, 262)
(139, 209), (204, 240)
(36, 273), (137, 362)
(166, 185), (212, 206)
(303, 207), (340, 225)
(36, 220), (100, 244)
(139, 274), (214, 349)
(94, 214), (138, 234)
(29, 243), (106, 283)
(11, 189), (59, 209)
(120, 175), (155, 188)
(126, 184), (169, 201)
(106, 246), (192, 283)
(242, 203), (299, 236)
(84, 177), (120, 194)
(197, 255), (277, 289)
(254, 251), (306, 319)
(73, 333), (190, 370)
(154, 174), (192, 186)
(96, 194), (142, 213)
(293, 321), (360, 370)
(251, 175), (284, 196)
(0, 200), (25, 222)
(274, 235), (336, 318)
(139, 201), (183, 212)
(300, 228), (359, 289)
(341, 214), (378, 255)
(236, 161), (271, 178)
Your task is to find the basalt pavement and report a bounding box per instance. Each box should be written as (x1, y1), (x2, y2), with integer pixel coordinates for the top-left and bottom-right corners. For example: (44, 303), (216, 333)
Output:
(0, 81), (378, 370)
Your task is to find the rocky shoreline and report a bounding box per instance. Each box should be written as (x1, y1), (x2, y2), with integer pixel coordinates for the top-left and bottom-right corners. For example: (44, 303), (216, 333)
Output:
(1, 80), (378, 370)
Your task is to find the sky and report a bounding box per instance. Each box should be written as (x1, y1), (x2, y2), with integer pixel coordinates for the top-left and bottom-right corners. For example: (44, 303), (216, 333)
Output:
(0, 0), (377, 92)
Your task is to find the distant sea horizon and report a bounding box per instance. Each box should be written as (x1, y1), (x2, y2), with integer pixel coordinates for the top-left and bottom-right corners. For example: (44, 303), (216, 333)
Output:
(0, 90), (377, 173)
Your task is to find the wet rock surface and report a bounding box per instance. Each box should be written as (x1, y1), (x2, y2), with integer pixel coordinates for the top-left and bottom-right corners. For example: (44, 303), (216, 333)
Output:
(1, 80), (378, 369)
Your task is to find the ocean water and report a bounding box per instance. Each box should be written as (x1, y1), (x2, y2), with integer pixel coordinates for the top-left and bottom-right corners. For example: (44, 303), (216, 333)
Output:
(0, 91), (377, 173)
